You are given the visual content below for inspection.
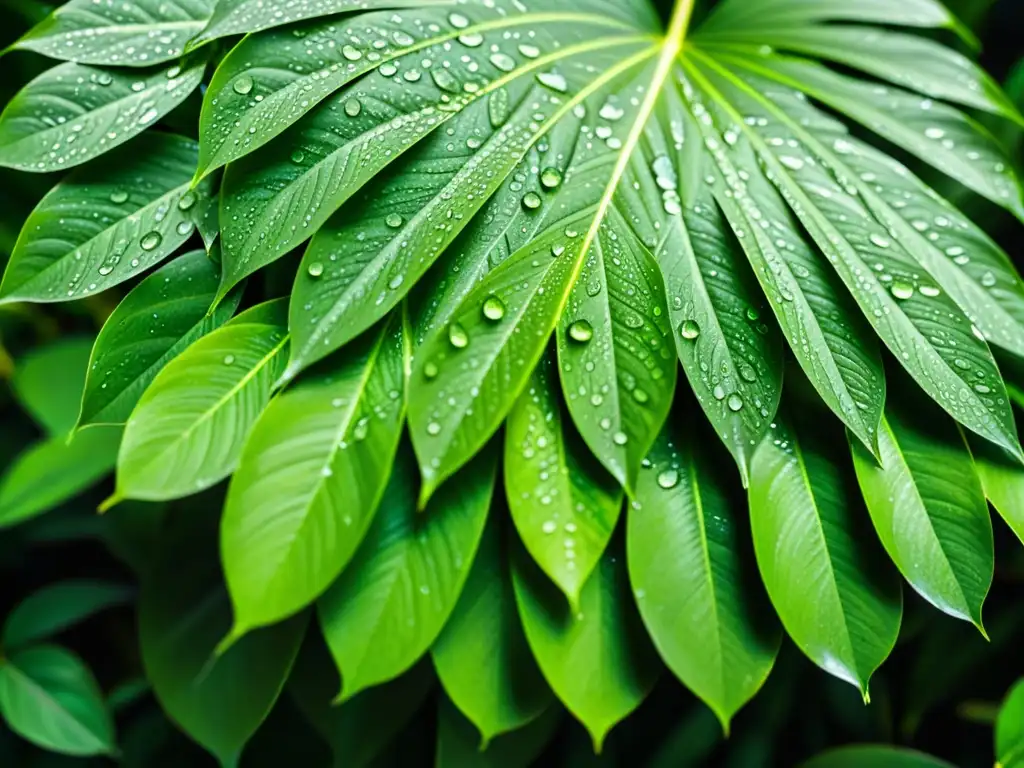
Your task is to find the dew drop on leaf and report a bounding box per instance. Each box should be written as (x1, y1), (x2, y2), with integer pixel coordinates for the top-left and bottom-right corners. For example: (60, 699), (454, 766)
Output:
(521, 192), (542, 210)
(344, 99), (362, 117)
(140, 232), (162, 251)
(482, 295), (505, 322)
(679, 320), (700, 340)
(727, 393), (744, 412)
(448, 323), (469, 349)
(540, 167), (562, 189)
(424, 361), (439, 380)
(657, 469), (679, 489)
(307, 262), (324, 278)
(177, 191), (196, 211)
(386, 213), (404, 228)
(568, 320), (593, 343)
(109, 190), (129, 204)
(891, 281), (914, 300)
(233, 75), (254, 95)
(536, 71), (568, 93)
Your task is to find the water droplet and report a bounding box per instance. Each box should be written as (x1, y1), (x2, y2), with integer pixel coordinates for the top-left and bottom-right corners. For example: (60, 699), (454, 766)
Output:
(542, 521), (557, 534)
(482, 295), (505, 322)
(140, 231), (162, 251)
(342, 44), (362, 61)
(223, 354), (236, 365)
(233, 75), (254, 95)
(344, 98), (362, 117)
(568, 320), (593, 343)
(521, 191), (542, 210)
(869, 233), (891, 248)
(536, 71), (568, 93)
(679, 320), (700, 340)
(518, 44), (540, 59)
(448, 12), (470, 28)
(727, 393), (744, 412)
(290, 149), (305, 164)
(890, 281), (914, 300)
(307, 262), (324, 278)
(424, 361), (438, 380)
(657, 469), (679, 489)
(489, 52), (516, 72)
(427, 421), (442, 435)
(540, 167), (562, 189)
(96, 72), (113, 86)
(386, 213), (404, 228)
(612, 431), (628, 446)
(177, 191), (196, 211)
(109, 190), (129, 204)
(176, 220), (193, 236)
(448, 322), (469, 349)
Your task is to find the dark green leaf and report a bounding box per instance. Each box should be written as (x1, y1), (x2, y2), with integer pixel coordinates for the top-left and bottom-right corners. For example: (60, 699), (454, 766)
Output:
(3, 580), (133, 650)
(13, 337), (93, 436)
(997, 679), (1024, 768)
(801, 746), (955, 768)
(435, 696), (562, 768)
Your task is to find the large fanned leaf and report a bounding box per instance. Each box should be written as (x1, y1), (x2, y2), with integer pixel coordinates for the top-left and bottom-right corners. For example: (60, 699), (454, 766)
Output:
(504, 352), (623, 607)
(10, 0), (215, 66)
(0, 61), (204, 174)
(512, 540), (659, 752)
(628, 413), (780, 733)
(0, 646), (114, 757)
(749, 414), (902, 696)
(851, 389), (993, 629)
(0, 134), (212, 303)
(432, 517), (552, 745)
(318, 445), (497, 702)
(79, 250), (241, 428)
(221, 313), (406, 637)
(111, 299), (289, 503)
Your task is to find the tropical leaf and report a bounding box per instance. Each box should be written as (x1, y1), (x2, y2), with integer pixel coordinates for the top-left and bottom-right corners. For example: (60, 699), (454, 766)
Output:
(997, 679), (1024, 768)
(0, 133), (212, 303)
(110, 299), (289, 503)
(221, 313), (406, 637)
(12, 336), (93, 436)
(969, 435), (1024, 546)
(435, 696), (562, 768)
(2, 580), (133, 650)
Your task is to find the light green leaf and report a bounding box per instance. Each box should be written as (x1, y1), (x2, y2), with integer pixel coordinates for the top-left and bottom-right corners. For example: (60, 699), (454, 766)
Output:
(0, 133), (212, 304)
(749, 415), (902, 696)
(140, 514), (306, 768)
(505, 353), (623, 607)
(187, 0), (445, 51)
(112, 299), (289, 503)
(512, 542), (659, 752)
(79, 250), (241, 428)
(0, 427), (122, 529)
(801, 746), (955, 768)
(3, 580), (133, 650)
(628, 415), (780, 733)
(997, 679), (1024, 768)
(969, 436), (1024, 546)
(290, 643), (434, 768)
(221, 313), (406, 635)
(436, 696), (562, 768)
(0, 61), (204, 173)
(851, 392), (992, 629)
(318, 444), (497, 702)
(10, 0), (214, 66)
(13, 337), (94, 436)
(432, 516), (552, 745)
(0, 645), (114, 757)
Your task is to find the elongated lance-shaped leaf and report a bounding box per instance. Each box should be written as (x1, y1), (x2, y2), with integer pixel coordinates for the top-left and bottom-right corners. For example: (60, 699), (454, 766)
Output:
(683, 56), (1022, 458)
(851, 385), (993, 629)
(512, 540), (659, 753)
(505, 352), (623, 608)
(0, 60), (204, 173)
(0, 134), (213, 304)
(9, 0), (214, 66)
(749, 413), (903, 696)
(187, 0), (454, 51)
(0, 646), (115, 757)
(432, 515), (553, 745)
(221, 313), (406, 637)
(698, 0), (979, 49)
(318, 443), (497, 702)
(2, 580), (134, 651)
(111, 299), (289, 503)
(79, 250), (242, 428)
(628, 413), (780, 733)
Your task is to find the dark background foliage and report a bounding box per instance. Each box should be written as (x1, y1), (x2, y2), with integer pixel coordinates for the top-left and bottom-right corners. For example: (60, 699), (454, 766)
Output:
(0, 0), (1022, 765)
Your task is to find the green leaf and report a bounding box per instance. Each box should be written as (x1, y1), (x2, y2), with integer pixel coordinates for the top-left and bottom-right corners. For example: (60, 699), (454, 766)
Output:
(504, 353), (623, 607)
(432, 516), (553, 745)
(290, 641), (434, 768)
(13, 337), (94, 436)
(801, 746), (955, 768)
(221, 313), (406, 635)
(0, 427), (121, 529)
(851, 391), (992, 629)
(435, 696), (562, 768)
(79, 250), (241, 428)
(140, 513), (306, 768)
(0, 133), (212, 303)
(512, 541), (659, 752)
(187, 0), (440, 51)
(10, 0), (215, 66)
(749, 415), (902, 696)
(112, 299), (289, 503)
(3, 580), (133, 650)
(318, 443), (497, 702)
(997, 679), (1024, 768)
(0, 645), (114, 757)
(969, 437), (1024, 546)
(628, 414), (780, 733)
(0, 61), (204, 173)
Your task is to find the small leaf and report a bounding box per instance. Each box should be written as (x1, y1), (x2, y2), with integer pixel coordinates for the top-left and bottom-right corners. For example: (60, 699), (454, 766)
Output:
(0, 428), (121, 529)
(505, 353), (623, 607)
(222, 314), (406, 635)
(628, 414), (780, 732)
(749, 414), (902, 696)
(0, 61), (204, 173)
(113, 299), (289, 502)
(435, 696), (562, 768)
(851, 390), (992, 629)
(969, 436), (1024, 546)
(11, 0), (214, 66)
(801, 745), (956, 768)
(0, 133), (212, 303)
(432, 516), (553, 745)
(3, 580), (133, 650)
(79, 250), (242, 428)
(997, 679), (1024, 768)
(512, 541), (659, 752)
(318, 443), (497, 701)
(0, 645), (115, 757)
(13, 337), (94, 436)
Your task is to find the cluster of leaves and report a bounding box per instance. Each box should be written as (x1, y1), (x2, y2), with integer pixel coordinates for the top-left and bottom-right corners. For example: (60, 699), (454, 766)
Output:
(1, 0), (1024, 764)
